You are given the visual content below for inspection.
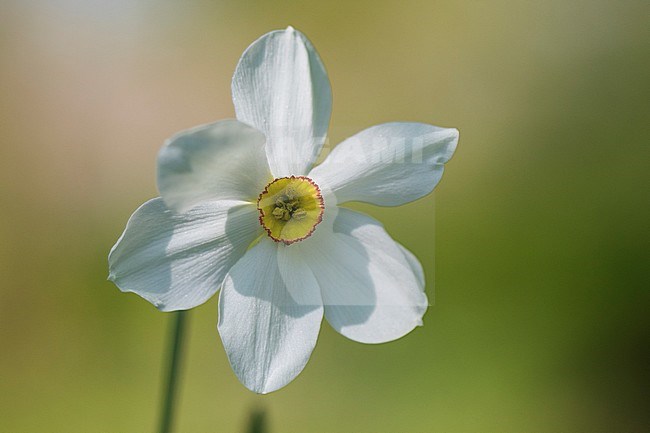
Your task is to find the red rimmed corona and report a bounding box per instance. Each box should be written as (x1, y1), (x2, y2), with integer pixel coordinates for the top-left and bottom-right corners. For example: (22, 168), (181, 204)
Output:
(257, 176), (324, 245)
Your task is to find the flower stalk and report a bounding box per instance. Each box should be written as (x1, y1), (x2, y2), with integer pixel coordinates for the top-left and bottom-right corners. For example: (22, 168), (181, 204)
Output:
(158, 310), (188, 433)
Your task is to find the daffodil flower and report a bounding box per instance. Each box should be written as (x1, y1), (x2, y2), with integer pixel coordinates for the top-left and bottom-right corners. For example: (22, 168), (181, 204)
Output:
(109, 27), (458, 394)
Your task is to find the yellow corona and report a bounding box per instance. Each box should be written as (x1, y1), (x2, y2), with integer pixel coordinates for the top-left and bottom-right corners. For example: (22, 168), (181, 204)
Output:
(257, 176), (324, 244)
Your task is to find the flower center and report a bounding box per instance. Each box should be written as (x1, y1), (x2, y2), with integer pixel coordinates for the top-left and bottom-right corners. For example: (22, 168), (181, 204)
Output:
(257, 176), (324, 245)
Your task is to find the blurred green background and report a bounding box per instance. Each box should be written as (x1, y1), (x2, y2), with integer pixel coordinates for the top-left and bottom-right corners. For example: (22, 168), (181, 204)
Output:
(1, 0), (648, 432)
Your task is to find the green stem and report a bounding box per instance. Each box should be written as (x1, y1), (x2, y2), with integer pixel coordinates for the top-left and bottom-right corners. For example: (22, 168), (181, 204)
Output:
(158, 310), (188, 433)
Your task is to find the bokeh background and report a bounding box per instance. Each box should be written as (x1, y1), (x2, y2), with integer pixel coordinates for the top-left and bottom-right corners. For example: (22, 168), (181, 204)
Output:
(1, 0), (648, 432)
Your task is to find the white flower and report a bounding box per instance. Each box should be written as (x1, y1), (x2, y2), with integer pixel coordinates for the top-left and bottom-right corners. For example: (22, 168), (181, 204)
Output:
(108, 26), (458, 394)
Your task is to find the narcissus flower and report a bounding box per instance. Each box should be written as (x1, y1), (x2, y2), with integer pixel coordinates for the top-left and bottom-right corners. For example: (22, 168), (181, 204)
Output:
(109, 27), (458, 393)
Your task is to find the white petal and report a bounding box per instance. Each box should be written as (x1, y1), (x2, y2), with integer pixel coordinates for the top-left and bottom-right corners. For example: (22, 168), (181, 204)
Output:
(218, 238), (323, 394)
(299, 208), (428, 344)
(157, 119), (271, 213)
(309, 122), (458, 206)
(232, 26), (332, 177)
(108, 198), (261, 311)
(396, 242), (425, 290)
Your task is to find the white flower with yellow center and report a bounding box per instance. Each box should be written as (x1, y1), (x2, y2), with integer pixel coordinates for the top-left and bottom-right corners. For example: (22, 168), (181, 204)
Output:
(109, 27), (458, 394)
